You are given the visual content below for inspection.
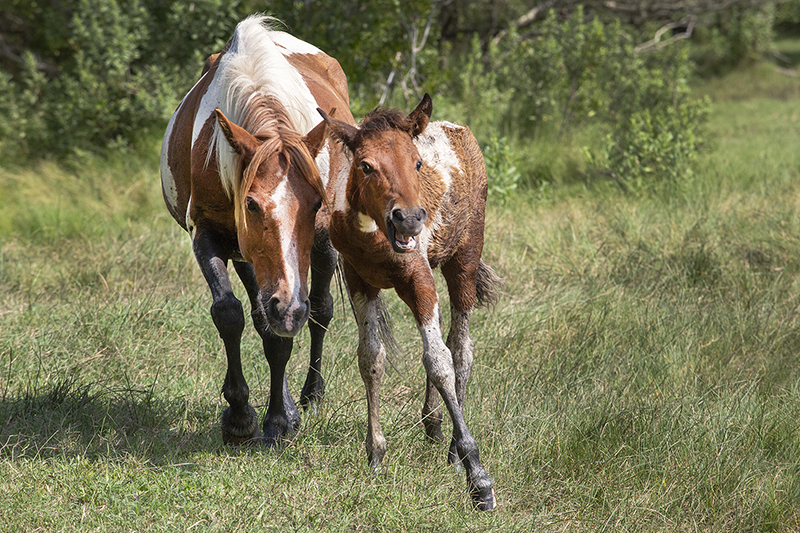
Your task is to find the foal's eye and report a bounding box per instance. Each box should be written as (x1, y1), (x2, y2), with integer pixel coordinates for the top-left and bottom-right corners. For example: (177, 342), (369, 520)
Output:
(360, 161), (374, 175)
(415, 160), (423, 171)
(246, 197), (259, 213)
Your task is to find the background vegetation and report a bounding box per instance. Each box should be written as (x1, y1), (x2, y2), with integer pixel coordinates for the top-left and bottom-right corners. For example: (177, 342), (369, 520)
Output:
(2, 1), (800, 531)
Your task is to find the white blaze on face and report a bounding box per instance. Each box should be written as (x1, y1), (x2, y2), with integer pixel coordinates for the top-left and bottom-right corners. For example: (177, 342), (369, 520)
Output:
(269, 177), (303, 330)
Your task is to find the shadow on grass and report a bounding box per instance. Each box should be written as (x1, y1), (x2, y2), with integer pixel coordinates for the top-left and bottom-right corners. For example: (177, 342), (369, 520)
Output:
(0, 377), (220, 464)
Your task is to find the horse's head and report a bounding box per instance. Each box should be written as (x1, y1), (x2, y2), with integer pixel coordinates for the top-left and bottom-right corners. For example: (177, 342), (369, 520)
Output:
(319, 94), (433, 254)
(215, 108), (328, 336)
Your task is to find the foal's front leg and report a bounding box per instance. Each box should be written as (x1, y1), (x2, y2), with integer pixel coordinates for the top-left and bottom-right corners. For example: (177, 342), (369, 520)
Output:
(415, 302), (495, 511)
(194, 231), (258, 445)
(347, 273), (387, 471)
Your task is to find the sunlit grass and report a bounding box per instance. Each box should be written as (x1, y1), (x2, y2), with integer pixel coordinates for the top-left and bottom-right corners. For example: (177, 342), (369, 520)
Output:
(2, 62), (800, 531)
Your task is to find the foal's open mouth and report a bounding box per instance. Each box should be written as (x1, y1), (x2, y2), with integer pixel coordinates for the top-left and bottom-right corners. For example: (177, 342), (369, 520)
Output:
(386, 221), (418, 253)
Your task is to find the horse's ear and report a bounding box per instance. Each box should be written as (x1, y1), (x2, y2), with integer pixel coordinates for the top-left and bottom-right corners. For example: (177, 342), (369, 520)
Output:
(408, 93), (432, 138)
(318, 107), (358, 153)
(303, 117), (329, 159)
(214, 108), (259, 161)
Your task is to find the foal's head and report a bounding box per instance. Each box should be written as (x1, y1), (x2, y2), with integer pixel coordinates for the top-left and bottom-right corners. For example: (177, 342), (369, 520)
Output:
(319, 94), (433, 253)
(215, 108), (327, 336)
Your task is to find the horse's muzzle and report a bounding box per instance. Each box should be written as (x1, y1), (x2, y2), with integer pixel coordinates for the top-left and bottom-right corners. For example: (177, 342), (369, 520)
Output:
(264, 293), (310, 337)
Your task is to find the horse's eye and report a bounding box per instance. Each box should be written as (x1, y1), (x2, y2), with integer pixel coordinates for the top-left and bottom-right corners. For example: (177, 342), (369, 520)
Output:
(360, 161), (374, 175)
(416, 160), (422, 171)
(313, 198), (323, 213)
(246, 197), (259, 212)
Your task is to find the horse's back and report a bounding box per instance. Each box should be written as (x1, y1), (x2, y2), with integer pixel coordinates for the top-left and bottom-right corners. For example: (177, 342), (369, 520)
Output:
(273, 34), (352, 122)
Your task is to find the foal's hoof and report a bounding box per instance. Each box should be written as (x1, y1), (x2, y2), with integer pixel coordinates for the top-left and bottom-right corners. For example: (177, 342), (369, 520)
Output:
(221, 404), (259, 445)
(471, 486), (496, 512)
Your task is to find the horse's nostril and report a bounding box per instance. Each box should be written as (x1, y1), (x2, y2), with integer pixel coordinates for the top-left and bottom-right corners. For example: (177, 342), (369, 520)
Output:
(267, 296), (280, 318)
(391, 208), (405, 223)
(417, 207), (428, 223)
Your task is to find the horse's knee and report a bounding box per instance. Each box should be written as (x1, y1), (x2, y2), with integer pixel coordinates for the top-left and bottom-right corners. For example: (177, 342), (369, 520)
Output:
(310, 290), (334, 328)
(211, 294), (245, 339)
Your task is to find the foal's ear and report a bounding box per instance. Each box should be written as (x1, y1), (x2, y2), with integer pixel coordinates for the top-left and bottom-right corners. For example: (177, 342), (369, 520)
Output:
(214, 108), (259, 161)
(303, 118), (328, 159)
(317, 107), (358, 153)
(408, 93), (432, 138)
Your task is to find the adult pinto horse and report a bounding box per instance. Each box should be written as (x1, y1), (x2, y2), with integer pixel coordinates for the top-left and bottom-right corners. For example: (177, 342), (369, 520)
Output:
(160, 16), (354, 445)
(318, 94), (500, 510)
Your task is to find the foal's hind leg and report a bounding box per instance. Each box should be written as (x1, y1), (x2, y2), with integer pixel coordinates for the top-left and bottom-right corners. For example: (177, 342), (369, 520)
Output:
(233, 261), (300, 447)
(194, 231), (258, 445)
(300, 230), (338, 412)
(441, 254), (480, 464)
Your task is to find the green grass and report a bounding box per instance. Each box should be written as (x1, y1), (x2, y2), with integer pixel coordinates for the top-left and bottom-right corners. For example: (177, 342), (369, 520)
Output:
(2, 63), (800, 531)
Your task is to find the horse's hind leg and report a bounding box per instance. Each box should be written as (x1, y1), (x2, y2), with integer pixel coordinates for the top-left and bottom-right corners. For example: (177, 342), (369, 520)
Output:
(233, 261), (300, 447)
(300, 230), (337, 411)
(194, 231), (258, 445)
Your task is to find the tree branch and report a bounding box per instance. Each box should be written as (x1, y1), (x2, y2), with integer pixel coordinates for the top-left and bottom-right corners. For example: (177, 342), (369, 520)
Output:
(635, 15), (696, 53)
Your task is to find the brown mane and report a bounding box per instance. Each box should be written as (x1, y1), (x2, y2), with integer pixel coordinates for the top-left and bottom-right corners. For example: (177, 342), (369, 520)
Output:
(358, 108), (413, 137)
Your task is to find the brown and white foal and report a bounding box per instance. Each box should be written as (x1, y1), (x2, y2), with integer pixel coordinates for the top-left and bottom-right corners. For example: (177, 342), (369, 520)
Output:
(319, 94), (500, 510)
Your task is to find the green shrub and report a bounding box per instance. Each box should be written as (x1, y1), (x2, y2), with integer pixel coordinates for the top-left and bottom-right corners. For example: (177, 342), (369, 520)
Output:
(0, 0), (245, 158)
(482, 135), (521, 202)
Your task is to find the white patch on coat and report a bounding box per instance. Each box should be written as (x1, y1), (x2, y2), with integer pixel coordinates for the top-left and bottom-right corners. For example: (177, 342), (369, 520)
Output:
(272, 31), (324, 57)
(418, 304), (456, 389)
(316, 143), (331, 189)
(159, 110), (179, 212)
(358, 212), (379, 234)
(333, 149), (353, 214)
(414, 121), (460, 191)
(351, 292), (385, 359)
(413, 121), (461, 256)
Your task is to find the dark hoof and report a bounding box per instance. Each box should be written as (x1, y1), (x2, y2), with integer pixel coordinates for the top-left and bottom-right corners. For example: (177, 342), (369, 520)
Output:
(262, 413), (300, 447)
(423, 417), (444, 443)
(448, 440), (464, 472)
(299, 377), (325, 412)
(221, 404), (259, 445)
(471, 486), (496, 512)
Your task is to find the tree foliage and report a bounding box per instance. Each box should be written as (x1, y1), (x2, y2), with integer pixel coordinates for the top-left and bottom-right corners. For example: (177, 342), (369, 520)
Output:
(0, 0), (791, 176)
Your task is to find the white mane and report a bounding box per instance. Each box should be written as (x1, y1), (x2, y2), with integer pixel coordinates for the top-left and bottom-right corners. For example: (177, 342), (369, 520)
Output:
(209, 15), (319, 198)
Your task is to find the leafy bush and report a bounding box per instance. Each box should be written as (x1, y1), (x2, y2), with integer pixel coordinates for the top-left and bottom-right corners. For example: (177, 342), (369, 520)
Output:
(591, 46), (711, 193)
(483, 135), (521, 202)
(0, 0), (245, 158)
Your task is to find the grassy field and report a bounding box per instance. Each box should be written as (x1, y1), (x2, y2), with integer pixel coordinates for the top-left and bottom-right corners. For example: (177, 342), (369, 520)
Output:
(2, 63), (800, 531)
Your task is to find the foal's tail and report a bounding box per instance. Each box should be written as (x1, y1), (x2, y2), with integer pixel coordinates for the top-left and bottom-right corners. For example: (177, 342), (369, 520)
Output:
(476, 260), (502, 309)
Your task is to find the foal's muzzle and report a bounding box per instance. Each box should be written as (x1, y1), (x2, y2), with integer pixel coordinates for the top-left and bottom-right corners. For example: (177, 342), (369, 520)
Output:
(387, 206), (427, 253)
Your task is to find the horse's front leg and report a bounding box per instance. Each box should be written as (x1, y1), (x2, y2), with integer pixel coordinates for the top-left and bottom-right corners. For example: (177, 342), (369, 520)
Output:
(194, 231), (258, 445)
(299, 230), (338, 412)
(233, 261), (300, 447)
